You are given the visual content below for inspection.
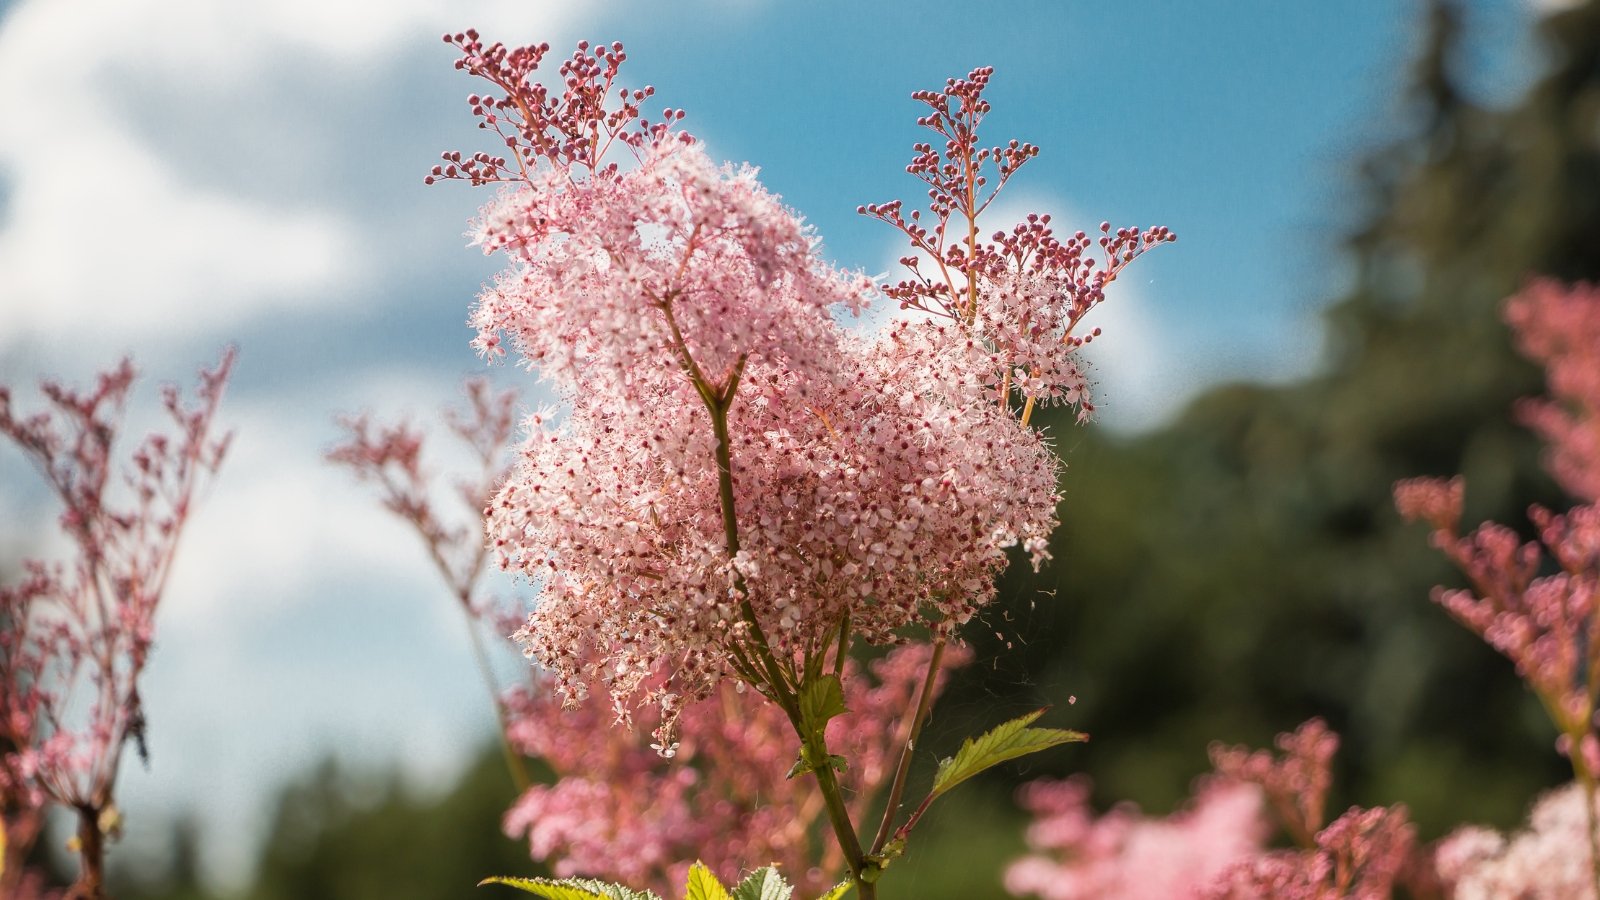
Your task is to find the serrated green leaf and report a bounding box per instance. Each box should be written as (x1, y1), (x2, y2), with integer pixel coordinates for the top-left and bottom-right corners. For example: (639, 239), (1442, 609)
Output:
(730, 866), (792, 900)
(685, 861), (732, 900)
(931, 709), (1086, 799)
(815, 882), (854, 900)
(478, 876), (659, 900)
(477, 876), (607, 899)
(798, 674), (847, 736)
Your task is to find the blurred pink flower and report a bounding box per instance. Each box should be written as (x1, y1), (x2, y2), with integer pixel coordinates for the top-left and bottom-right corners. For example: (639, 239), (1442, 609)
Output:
(0, 351), (234, 897)
(1396, 279), (1600, 889)
(1434, 782), (1600, 899)
(503, 643), (970, 897)
(1005, 776), (1267, 900)
(1008, 720), (1415, 900)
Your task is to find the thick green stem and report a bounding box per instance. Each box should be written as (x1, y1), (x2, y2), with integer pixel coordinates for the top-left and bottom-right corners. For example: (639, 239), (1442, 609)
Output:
(805, 728), (877, 900)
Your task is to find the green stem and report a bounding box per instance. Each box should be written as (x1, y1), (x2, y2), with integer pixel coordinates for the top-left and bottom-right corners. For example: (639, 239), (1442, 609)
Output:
(870, 638), (947, 856)
(805, 727), (877, 900)
(660, 294), (873, 895)
(704, 380), (870, 895)
(708, 401), (796, 703)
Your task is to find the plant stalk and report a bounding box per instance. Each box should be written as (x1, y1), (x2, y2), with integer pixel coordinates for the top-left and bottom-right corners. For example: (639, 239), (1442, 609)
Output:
(805, 727), (877, 899)
(67, 805), (105, 900)
(870, 638), (947, 856)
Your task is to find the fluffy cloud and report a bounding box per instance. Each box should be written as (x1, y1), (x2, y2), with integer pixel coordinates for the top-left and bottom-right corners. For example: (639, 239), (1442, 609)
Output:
(0, 0), (586, 352)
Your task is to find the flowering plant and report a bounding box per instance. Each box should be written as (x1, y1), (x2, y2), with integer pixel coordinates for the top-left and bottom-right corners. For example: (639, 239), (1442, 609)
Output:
(429, 31), (1170, 898)
(1003, 279), (1600, 899)
(0, 351), (234, 899)
(1395, 278), (1600, 897)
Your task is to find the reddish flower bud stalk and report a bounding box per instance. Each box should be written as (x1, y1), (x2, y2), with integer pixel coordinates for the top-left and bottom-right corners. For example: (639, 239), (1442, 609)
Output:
(328, 378), (532, 790)
(0, 350), (235, 899)
(1395, 279), (1600, 897)
(435, 34), (1169, 896)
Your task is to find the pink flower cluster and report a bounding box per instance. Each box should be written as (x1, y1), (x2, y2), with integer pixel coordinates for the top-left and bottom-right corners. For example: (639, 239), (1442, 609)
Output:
(1506, 279), (1600, 503)
(0, 351), (235, 897)
(433, 36), (1162, 736)
(1007, 720), (1415, 900)
(1395, 470), (1600, 772)
(1395, 278), (1600, 891)
(501, 642), (969, 898)
(1209, 717), (1338, 850)
(329, 382), (984, 892)
(1398, 280), (1600, 758)
(860, 66), (1174, 421)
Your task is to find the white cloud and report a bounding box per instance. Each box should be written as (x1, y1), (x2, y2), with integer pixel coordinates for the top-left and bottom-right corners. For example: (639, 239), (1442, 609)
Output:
(0, 0), (587, 352)
(160, 366), (519, 630)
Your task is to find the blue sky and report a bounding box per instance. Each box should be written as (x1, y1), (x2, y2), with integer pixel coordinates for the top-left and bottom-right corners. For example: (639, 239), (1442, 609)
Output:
(0, 0), (1559, 886)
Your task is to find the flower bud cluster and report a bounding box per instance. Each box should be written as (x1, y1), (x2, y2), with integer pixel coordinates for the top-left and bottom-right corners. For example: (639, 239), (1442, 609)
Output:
(860, 68), (1174, 420)
(428, 35), (687, 186)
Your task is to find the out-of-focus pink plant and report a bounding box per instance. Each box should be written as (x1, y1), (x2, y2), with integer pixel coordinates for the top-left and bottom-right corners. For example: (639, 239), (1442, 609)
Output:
(1395, 278), (1600, 894)
(1209, 718), (1339, 850)
(0, 351), (235, 899)
(327, 378), (531, 789)
(502, 643), (970, 898)
(434, 32), (1168, 896)
(1206, 721), (1414, 899)
(1004, 776), (1268, 900)
(1007, 720), (1415, 900)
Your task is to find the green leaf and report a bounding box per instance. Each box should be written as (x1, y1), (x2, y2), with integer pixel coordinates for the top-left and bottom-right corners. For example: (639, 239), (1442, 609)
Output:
(931, 709), (1087, 799)
(815, 882), (854, 900)
(787, 750), (848, 780)
(478, 876), (660, 900)
(730, 866), (792, 900)
(798, 674), (847, 736)
(786, 751), (811, 780)
(684, 861), (732, 900)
